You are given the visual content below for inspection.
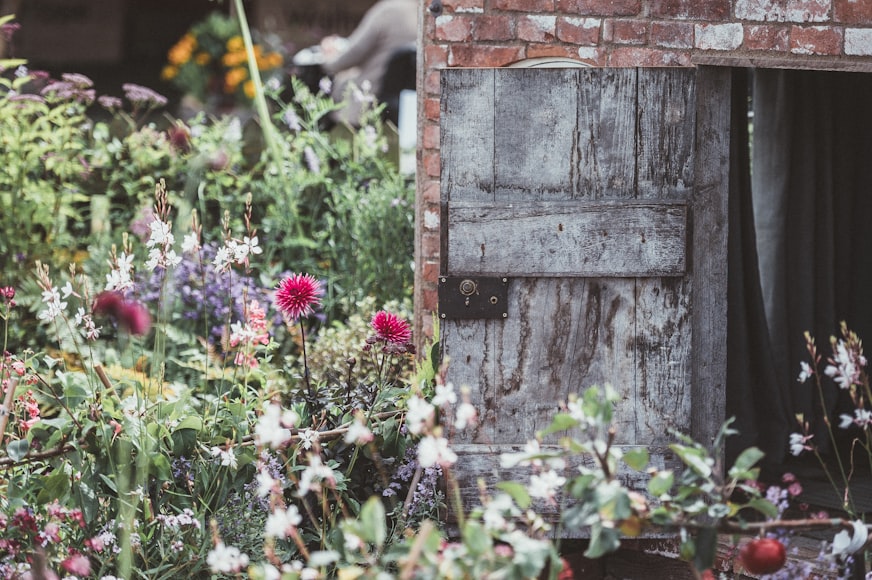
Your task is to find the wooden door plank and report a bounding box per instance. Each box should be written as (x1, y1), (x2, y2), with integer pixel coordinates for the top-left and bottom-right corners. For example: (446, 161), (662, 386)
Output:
(441, 68), (495, 202)
(486, 278), (637, 445)
(637, 69), (696, 200)
(493, 68), (578, 202)
(446, 201), (687, 277)
(689, 67), (731, 450)
(441, 318), (498, 444)
(634, 278), (692, 444)
(576, 68), (638, 200)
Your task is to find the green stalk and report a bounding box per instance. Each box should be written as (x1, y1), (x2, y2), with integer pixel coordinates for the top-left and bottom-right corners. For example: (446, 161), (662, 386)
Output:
(231, 0), (303, 237)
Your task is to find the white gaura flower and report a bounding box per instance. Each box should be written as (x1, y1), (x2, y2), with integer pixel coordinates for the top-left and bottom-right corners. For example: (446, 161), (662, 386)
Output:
(797, 361), (814, 383)
(528, 469), (566, 501)
(454, 402), (478, 430)
(832, 520), (869, 558)
(417, 435), (457, 468)
(431, 383), (457, 408)
(206, 542), (249, 574)
(254, 403), (292, 449)
(265, 504), (303, 539)
(405, 396), (434, 435)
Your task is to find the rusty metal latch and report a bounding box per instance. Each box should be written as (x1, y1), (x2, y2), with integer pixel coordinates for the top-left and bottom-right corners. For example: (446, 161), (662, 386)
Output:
(438, 277), (508, 320)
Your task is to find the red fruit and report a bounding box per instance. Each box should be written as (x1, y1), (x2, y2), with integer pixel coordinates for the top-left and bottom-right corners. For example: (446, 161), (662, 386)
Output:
(739, 538), (786, 575)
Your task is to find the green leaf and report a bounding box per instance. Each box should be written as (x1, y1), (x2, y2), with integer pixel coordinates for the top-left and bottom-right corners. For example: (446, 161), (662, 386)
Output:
(37, 469), (70, 503)
(462, 520), (491, 556)
(6, 439), (29, 461)
(669, 444), (712, 478)
(496, 481), (532, 510)
(537, 413), (579, 438)
(648, 470), (674, 497)
(358, 496), (386, 548)
(745, 497), (780, 519)
(584, 522), (621, 559)
(692, 527), (718, 572)
(728, 446), (765, 479)
(175, 416), (203, 432)
(623, 448), (649, 472)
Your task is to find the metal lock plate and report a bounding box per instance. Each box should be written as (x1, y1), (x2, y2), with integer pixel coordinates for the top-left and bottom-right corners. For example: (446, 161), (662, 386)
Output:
(438, 276), (508, 320)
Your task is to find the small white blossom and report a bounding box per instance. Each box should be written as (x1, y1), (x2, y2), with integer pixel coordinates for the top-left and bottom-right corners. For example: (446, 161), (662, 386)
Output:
(265, 504), (303, 539)
(181, 232), (199, 254)
(798, 361), (814, 383)
(206, 542), (249, 574)
(210, 446), (238, 469)
(256, 470), (277, 498)
(298, 454), (336, 495)
(343, 418), (373, 445)
(431, 383), (457, 408)
(789, 432), (813, 456)
(529, 469), (566, 501)
(254, 403), (293, 449)
(212, 244), (234, 273)
(406, 396), (434, 435)
(298, 428), (318, 450)
(417, 435), (457, 468)
(454, 402), (478, 430)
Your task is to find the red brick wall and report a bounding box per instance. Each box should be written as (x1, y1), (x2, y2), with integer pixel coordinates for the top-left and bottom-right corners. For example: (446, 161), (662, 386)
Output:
(413, 0), (872, 341)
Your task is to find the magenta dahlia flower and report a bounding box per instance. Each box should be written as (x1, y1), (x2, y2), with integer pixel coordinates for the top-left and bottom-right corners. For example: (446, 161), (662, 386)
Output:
(275, 273), (321, 321)
(371, 311), (411, 345)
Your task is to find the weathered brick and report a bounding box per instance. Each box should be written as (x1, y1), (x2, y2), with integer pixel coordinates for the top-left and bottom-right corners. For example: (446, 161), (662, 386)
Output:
(424, 70), (441, 95)
(445, 0), (485, 12)
(649, 0), (730, 20)
(695, 23), (744, 50)
(421, 260), (441, 286)
(526, 43), (592, 61)
(422, 180), (441, 205)
(422, 208), (440, 231)
(424, 149), (441, 177)
(607, 46), (692, 65)
(845, 27), (872, 54)
(424, 44), (449, 68)
(494, 0), (555, 11)
(650, 21), (694, 49)
(422, 124), (440, 151)
(835, 0), (872, 24)
(575, 46), (608, 64)
(434, 14), (474, 42)
(474, 14), (516, 41)
(557, 0), (641, 17)
(448, 44), (525, 67)
(744, 24), (791, 50)
(556, 17), (602, 45)
(423, 98), (440, 121)
(420, 230), (441, 262)
(518, 14), (558, 42)
(604, 19), (649, 44)
(421, 286), (439, 313)
(790, 25), (844, 54)
(735, 0), (785, 21)
(786, 0), (830, 22)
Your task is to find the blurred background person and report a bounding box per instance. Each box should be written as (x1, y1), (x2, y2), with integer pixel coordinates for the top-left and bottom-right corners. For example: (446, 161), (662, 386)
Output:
(320, 0), (416, 126)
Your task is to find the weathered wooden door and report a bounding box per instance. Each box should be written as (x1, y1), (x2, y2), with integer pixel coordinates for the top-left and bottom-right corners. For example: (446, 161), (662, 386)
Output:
(439, 67), (730, 505)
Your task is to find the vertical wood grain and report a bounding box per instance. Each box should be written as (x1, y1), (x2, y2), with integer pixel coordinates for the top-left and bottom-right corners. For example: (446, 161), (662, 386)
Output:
(493, 68), (578, 202)
(576, 68), (638, 200)
(441, 69), (495, 203)
(690, 67), (731, 450)
(637, 69), (696, 200)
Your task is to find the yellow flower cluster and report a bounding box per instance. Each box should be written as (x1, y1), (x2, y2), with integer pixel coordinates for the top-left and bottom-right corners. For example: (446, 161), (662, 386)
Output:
(221, 35), (283, 99)
(161, 14), (285, 105)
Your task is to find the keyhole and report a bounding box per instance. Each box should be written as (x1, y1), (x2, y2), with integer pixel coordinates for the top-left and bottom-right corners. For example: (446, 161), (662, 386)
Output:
(459, 279), (477, 296)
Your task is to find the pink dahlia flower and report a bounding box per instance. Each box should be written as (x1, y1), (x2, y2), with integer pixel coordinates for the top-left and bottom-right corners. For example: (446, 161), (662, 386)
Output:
(275, 274), (321, 321)
(371, 311), (411, 345)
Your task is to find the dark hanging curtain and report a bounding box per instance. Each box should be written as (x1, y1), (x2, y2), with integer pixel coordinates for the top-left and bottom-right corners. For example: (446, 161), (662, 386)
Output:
(727, 67), (872, 474)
